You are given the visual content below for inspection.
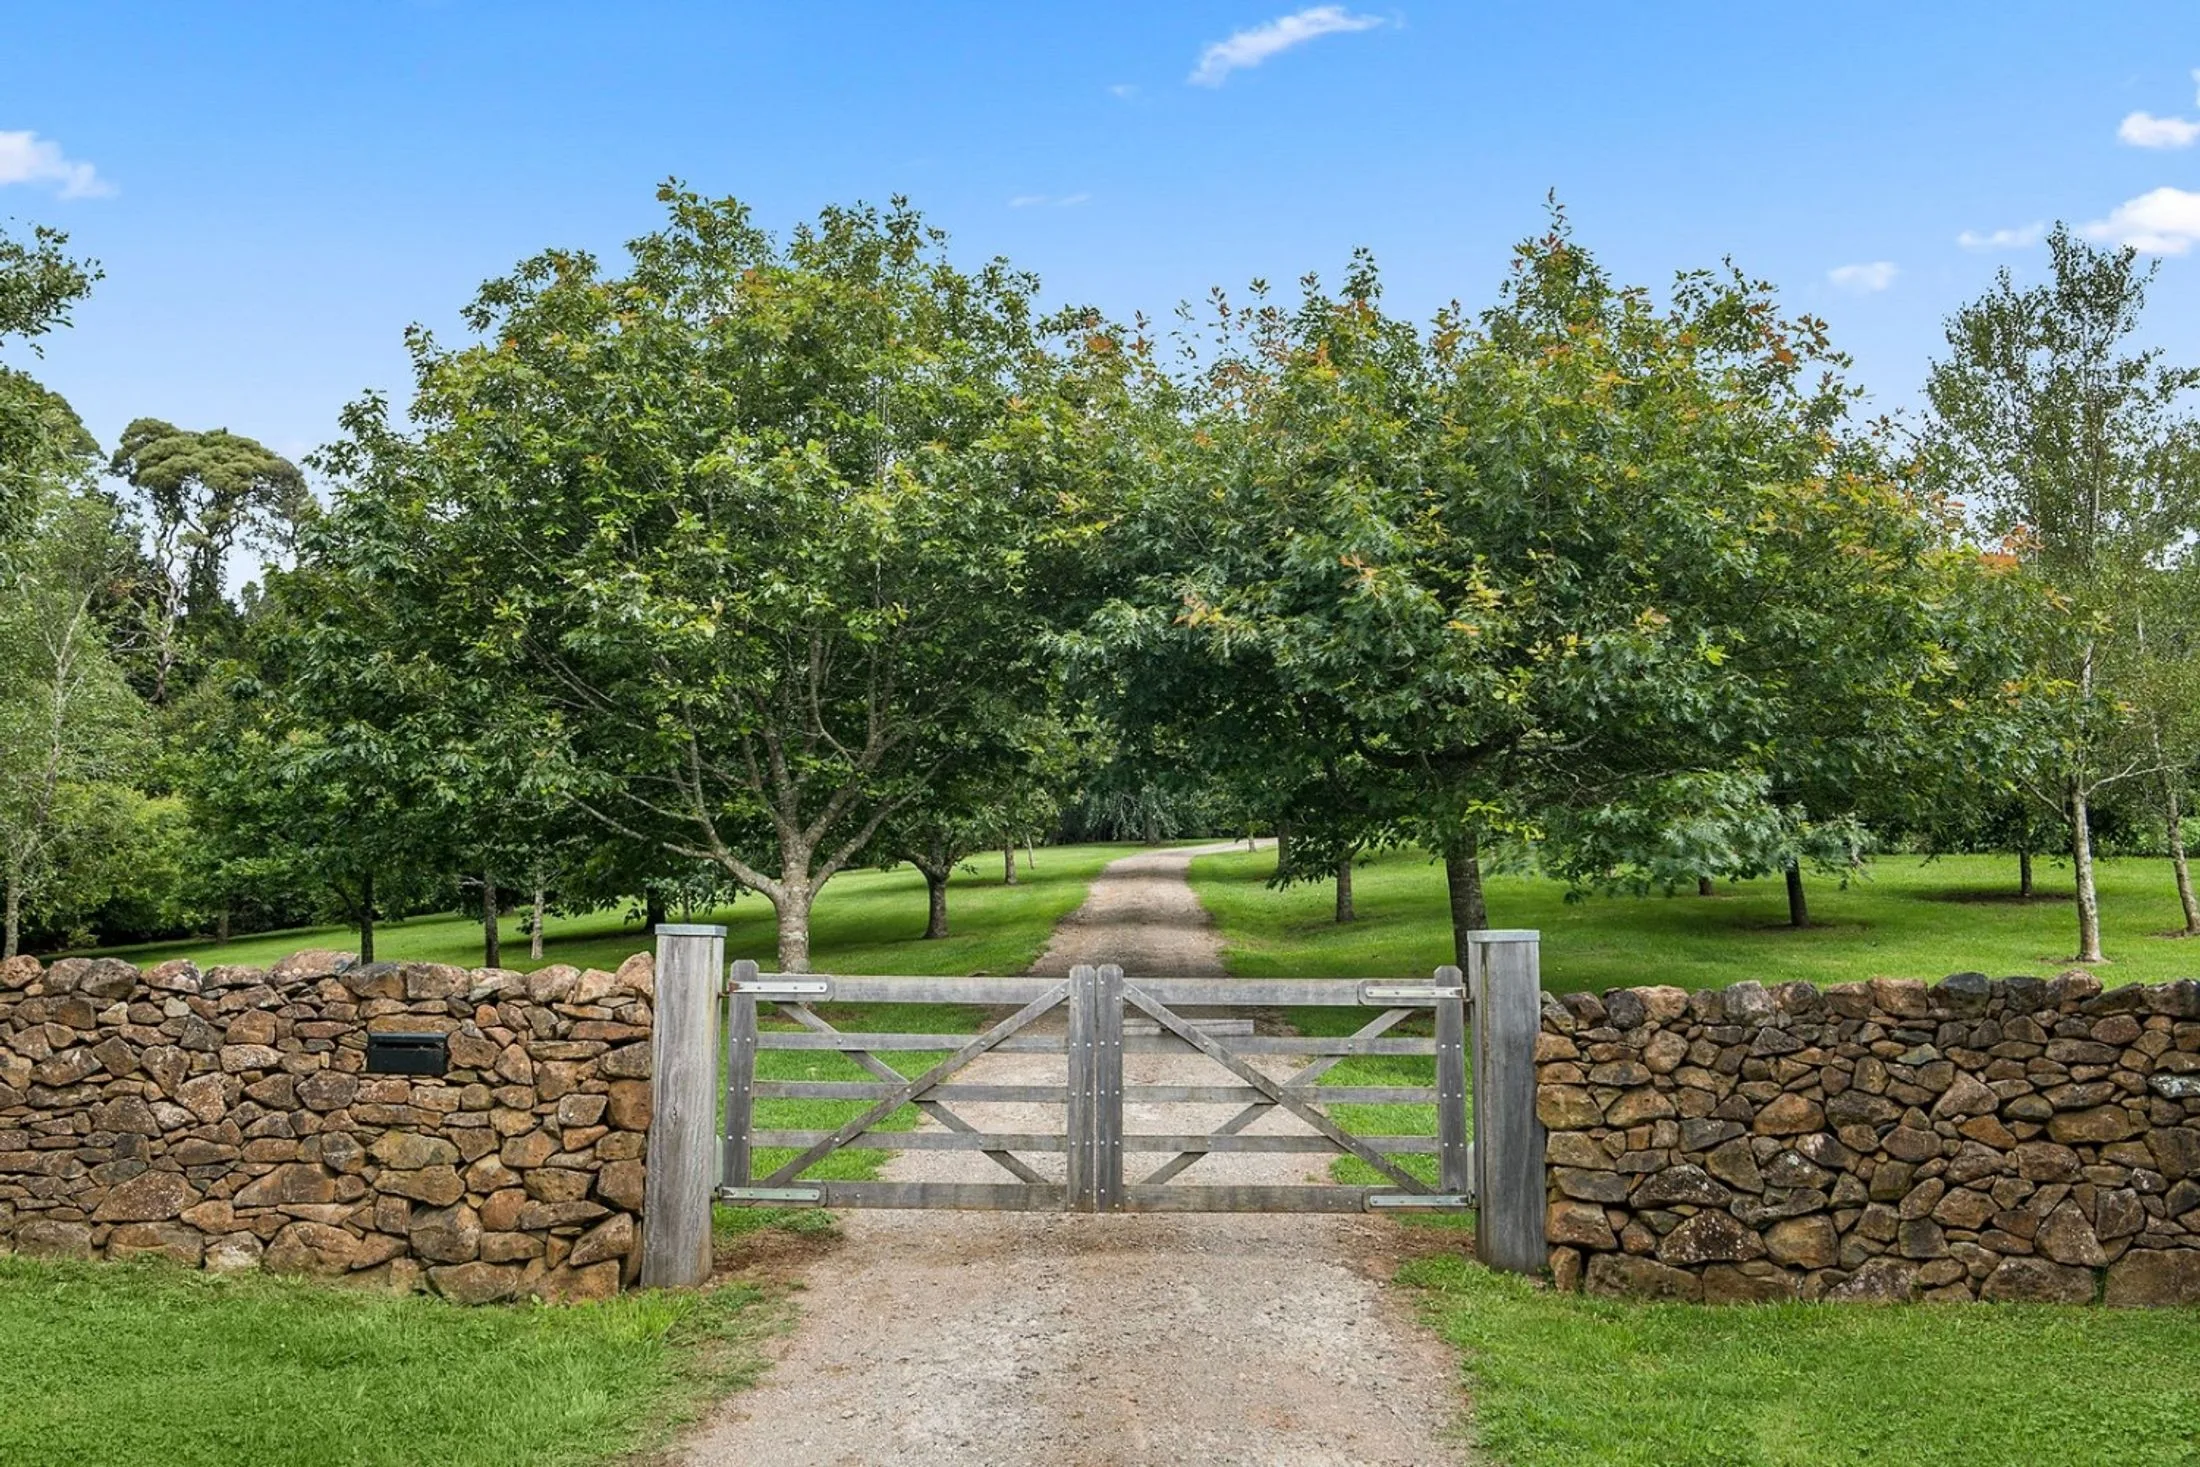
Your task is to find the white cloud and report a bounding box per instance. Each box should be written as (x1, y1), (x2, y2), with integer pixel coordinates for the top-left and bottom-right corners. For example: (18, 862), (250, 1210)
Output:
(1108, 83), (1140, 100)
(0, 131), (111, 198)
(2084, 185), (2200, 254)
(1828, 261), (1898, 294)
(1188, 6), (1384, 87)
(1008, 193), (1091, 209)
(1957, 222), (2045, 250)
(2119, 111), (2200, 148)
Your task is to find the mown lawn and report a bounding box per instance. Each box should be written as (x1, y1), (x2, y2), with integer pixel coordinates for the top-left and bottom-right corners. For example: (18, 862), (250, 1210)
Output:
(1193, 846), (2200, 991)
(1407, 1257), (2200, 1467)
(0, 1255), (773, 1467)
(82, 842), (1134, 978)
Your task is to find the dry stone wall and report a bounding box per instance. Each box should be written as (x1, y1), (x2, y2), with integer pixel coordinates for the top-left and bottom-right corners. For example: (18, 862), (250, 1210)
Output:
(0, 947), (656, 1303)
(1537, 971), (2200, 1306)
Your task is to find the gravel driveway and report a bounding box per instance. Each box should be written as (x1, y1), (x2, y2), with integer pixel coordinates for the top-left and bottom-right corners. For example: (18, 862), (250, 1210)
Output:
(677, 844), (1468, 1466)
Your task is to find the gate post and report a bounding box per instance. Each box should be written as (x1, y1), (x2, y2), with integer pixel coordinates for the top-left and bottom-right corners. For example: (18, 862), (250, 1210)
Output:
(1432, 964), (1471, 1198)
(1067, 964), (1098, 1210)
(641, 923), (724, 1288)
(1468, 930), (1547, 1275)
(722, 959), (760, 1192)
(1095, 964), (1125, 1212)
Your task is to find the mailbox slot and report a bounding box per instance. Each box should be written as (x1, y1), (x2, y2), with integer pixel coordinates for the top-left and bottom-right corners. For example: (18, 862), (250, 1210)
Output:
(366, 1031), (449, 1076)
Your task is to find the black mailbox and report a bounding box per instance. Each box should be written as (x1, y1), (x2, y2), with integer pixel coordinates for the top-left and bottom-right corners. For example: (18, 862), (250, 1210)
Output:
(366, 1032), (449, 1076)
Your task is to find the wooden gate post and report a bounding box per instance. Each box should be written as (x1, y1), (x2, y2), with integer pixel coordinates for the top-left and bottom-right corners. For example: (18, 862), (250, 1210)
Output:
(641, 923), (724, 1288)
(1432, 964), (1471, 1198)
(1094, 964), (1125, 1212)
(1066, 964), (1097, 1210)
(1468, 930), (1547, 1275)
(722, 959), (760, 1192)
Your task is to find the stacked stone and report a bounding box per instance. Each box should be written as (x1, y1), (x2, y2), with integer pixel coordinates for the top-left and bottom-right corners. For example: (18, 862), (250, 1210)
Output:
(0, 947), (655, 1304)
(1537, 971), (2200, 1306)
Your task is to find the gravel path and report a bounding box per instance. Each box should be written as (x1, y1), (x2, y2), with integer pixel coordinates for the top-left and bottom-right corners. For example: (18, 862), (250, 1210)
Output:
(679, 844), (1468, 1467)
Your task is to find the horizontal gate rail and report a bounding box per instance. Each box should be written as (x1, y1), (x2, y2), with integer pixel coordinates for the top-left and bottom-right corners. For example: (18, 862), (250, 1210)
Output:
(1118, 1184), (1467, 1214)
(754, 1129), (1072, 1152)
(739, 976), (1460, 1007)
(1124, 1083), (1438, 1104)
(724, 1182), (1072, 1211)
(748, 1129), (1443, 1155)
(750, 1081), (1071, 1102)
(750, 1081), (1440, 1104)
(750, 1031), (1436, 1055)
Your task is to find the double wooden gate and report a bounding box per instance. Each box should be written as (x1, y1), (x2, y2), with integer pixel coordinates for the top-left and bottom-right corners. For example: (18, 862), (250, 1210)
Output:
(638, 927), (1548, 1285)
(717, 963), (1472, 1215)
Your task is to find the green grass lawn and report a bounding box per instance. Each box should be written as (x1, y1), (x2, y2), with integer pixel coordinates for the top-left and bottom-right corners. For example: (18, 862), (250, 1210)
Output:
(84, 842), (1134, 977)
(1193, 846), (2200, 991)
(0, 1255), (772, 1467)
(1408, 1256), (2200, 1467)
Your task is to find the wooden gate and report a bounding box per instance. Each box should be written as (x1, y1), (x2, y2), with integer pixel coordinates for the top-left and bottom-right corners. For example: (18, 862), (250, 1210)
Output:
(716, 962), (1474, 1214)
(641, 927), (1548, 1285)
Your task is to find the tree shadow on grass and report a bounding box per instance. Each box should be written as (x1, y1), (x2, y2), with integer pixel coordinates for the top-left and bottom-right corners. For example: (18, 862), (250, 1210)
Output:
(1922, 888), (2070, 906)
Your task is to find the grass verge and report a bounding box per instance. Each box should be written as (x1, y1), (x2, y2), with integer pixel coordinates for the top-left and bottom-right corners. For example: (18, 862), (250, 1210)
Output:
(1405, 1254), (2200, 1466)
(1193, 847), (2200, 991)
(0, 1254), (774, 1467)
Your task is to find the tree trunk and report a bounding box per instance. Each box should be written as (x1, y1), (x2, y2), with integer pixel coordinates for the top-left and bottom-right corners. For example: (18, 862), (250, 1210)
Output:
(530, 885), (546, 961)
(359, 870), (376, 964)
(1277, 824), (1294, 877)
(2019, 847), (2034, 899)
(2, 879), (18, 960)
(217, 905), (231, 943)
(1443, 832), (1489, 969)
(645, 890), (666, 931)
(1335, 853), (1355, 923)
(1697, 876), (1713, 897)
(774, 883), (815, 973)
(2072, 780), (2104, 963)
(2170, 784), (2200, 936)
(482, 872), (501, 968)
(1025, 836), (1037, 870)
(1784, 861), (1808, 929)
(1002, 845), (1018, 886)
(923, 868), (950, 939)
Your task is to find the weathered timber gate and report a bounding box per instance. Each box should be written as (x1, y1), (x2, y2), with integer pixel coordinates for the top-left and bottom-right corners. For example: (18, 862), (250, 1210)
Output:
(640, 928), (1548, 1286)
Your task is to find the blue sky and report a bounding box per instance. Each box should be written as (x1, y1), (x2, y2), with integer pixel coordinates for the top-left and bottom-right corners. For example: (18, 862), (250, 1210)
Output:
(9, 2), (2200, 472)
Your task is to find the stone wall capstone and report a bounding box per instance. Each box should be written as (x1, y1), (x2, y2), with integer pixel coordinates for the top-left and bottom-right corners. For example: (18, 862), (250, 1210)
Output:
(1538, 972), (2200, 1306)
(0, 948), (656, 1303)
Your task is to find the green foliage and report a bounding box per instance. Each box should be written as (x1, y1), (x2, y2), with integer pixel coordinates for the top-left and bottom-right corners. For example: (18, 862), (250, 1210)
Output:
(0, 480), (150, 955)
(1084, 213), (2010, 954)
(0, 221), (99, 544)
(108, 418), (309, 704)
(0, 1255), (771, 1467)
(1919, 223), (2200, 959)
(313, 185), (1120, 969)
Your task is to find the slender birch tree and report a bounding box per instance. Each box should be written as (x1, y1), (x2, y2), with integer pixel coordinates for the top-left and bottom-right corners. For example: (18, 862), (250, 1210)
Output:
(1920, 225), (2200, 962)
